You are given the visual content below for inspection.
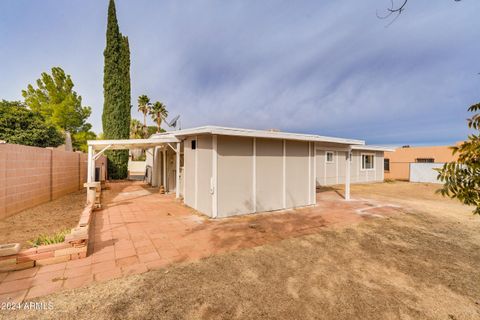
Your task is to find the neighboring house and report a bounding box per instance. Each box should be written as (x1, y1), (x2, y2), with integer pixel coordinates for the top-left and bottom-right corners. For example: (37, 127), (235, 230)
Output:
(384, 145), (458, 181)
(88, 126), (391, 218)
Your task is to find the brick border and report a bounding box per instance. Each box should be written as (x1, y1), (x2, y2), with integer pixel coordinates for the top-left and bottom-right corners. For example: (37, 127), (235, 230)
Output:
(0, 185), (101, 273)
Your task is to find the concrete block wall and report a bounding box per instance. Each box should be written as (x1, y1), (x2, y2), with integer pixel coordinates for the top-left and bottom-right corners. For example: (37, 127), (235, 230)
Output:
(0, 144), (51, 218)
(0, 143), (104, 220)
(52, 150), (82, 200)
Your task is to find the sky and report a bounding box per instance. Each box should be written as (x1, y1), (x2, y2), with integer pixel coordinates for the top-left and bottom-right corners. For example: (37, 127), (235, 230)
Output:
(0, 0), (479, 146)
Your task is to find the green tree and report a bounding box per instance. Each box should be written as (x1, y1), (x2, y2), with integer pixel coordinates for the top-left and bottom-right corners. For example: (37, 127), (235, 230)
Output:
(102, 0), (131, 179)
(437, 103), (480, 214)
(72, 125), (97, 152)
(146, 125), (163, 137)
(137, 95), (150, 134)
(149, 101), (168, 133)
(0, 100), (64, 147)
(21, 67), (93, 151)
(130, 119), (144, 139)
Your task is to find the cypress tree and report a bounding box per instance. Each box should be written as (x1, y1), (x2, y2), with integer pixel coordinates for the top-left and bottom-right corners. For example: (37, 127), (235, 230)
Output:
(102, 0), (131, 179)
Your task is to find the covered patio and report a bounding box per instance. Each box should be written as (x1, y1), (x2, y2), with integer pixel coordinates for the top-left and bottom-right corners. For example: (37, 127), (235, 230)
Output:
(87, 136), (182, 197)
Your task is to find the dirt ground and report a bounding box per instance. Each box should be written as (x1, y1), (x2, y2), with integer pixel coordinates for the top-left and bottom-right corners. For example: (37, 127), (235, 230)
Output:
(3, 182), (480, 320)
(0, 191), (85, 248)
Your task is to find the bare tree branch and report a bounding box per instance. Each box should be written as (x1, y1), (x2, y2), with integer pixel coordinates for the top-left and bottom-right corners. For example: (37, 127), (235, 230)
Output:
(377, 0), (462, 27)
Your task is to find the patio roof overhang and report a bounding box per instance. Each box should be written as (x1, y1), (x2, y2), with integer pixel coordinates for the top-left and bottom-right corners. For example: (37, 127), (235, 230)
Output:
(86, 136), (182, 198)
(88, 136), (180, 151)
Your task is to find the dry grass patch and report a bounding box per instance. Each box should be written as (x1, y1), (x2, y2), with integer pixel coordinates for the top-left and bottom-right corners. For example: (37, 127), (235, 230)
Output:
(0, 190), (85, 248)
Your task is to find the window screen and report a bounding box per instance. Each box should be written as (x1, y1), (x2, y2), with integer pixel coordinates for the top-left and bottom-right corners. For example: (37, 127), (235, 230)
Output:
(362, 154), (374, 170)
(191, 140), (196, 150)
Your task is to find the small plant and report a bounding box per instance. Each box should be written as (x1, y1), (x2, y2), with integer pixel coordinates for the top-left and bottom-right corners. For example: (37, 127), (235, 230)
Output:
(384, 178), (396, 183)
(28, 229), (70, 247)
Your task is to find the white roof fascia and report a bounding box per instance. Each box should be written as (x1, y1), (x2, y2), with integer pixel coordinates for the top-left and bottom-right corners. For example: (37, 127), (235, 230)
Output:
(88, 137), (179, 151)
(351, 145), (395, 152)
(168, 126), (364, 145)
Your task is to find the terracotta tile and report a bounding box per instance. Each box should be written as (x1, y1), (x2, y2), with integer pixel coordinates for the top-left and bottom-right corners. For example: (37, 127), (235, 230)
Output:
(31, 269), (65, 286)
(66, 256), (92, 269)
(64, 265), (91, 279)
(92, 260), (116, 274)
(3, 267), (39, 282)
(136, 245), (156, 255)
(116, 256), (139, 268)
(115, 248), (136, 259)
(91, 251), (115, 264)
(0, 289), (28, 303)
(133, 240), (153, 248)
(157, 248), (180, 260)
(0, 278), (33, 294)
(0, 272), (8, 282)
(138, 252), (161, 263)
(25, 281), (63, 300)
(63, 274), (94, 290)
(122, 263), (148, 276)
(94, 269), (122, 283)
(145, 259), (170, 271)
(37, 262), (66, 274)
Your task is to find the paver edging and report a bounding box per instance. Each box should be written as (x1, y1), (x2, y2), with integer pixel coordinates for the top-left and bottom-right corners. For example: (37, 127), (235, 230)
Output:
(0, 184), (101, 273)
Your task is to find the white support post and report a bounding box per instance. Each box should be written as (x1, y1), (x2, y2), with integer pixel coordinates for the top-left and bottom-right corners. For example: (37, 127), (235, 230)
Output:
(345, 146), (352, 201)
(194, 136), (198, 209)
(253, 138), (256, 213)
(175, 142), (180, 198)
(92, 151), (96, 182)
(162, 149), (167, 189)
(308, 141), (312, 204)
(313, 143), (317, 205)
(212, 135), (218, 218)
(282, 139), (286, 209)
(87, 145), (93, 183)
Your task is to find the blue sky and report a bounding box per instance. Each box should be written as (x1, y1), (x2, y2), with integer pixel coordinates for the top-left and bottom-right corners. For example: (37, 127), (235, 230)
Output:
(0, 0), (478, 145)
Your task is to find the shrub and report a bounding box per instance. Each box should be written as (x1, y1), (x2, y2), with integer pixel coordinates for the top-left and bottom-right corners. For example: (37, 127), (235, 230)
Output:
(28, 229), (70, 247)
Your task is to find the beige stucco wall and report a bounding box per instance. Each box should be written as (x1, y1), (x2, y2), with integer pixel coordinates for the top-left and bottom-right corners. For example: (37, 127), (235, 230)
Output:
(255, 138), (283, 212)
(316, 145), (384, 186)
(196, 135), (213, 217)
(285, 140), (310, 208)
(217, 135), (254, 217)
(183, 137), (196, 209)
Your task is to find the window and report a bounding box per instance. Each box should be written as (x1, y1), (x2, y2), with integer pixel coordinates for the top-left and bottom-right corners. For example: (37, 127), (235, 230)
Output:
(384, 158), (390, 172)
(325, 151), (334, 163)
(416, 158), (434, 163)
(191, 140), (196, 150)
(361, 154), (375, 170)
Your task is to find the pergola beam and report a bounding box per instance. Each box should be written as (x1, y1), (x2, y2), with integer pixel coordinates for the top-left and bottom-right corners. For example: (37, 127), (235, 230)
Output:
(93, 144), (111, 160)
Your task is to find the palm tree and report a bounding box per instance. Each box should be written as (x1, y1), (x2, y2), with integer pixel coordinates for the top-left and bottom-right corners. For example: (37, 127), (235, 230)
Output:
(137, 95), (150, 135)
(149, 101), (168, 133)
(130, 119), (143, 139)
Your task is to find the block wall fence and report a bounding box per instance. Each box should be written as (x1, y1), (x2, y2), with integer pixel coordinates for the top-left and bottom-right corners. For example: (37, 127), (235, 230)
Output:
(0, 143), (106, 220)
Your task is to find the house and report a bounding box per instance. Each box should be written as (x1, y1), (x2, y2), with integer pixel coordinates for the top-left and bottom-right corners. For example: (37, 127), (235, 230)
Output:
(87, 126), (391, 218)
(384, 145), (458, 181)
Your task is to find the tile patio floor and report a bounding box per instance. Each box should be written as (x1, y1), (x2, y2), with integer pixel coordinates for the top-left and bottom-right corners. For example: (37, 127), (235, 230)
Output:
(0, 181), (400, 303)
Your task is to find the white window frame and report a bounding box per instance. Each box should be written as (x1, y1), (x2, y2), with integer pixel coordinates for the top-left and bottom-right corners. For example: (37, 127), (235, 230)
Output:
(325, 151), (334, 163)
(360, 153), (375, 171)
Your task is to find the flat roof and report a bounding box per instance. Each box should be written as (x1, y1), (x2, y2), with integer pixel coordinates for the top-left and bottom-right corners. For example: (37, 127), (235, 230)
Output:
(351, 145), (395, 152)
(88, 137), (179, 151)
(153, 126), (365, 145)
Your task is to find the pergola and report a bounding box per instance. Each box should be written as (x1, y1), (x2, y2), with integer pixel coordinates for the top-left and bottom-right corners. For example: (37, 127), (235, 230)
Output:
(87, 135), (182, 198)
